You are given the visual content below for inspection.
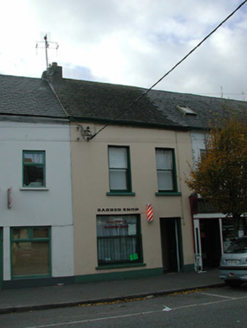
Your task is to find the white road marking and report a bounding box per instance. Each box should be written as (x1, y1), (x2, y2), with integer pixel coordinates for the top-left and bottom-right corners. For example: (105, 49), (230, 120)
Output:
(201, 292), (237, 299)
(27, 310), (161, 328)
(163, 305), (172, 311)
(26, 294), (247, 328)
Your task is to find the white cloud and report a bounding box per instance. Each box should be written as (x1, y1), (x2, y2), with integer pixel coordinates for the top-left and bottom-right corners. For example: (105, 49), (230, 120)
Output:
(0, 0), (246, 100)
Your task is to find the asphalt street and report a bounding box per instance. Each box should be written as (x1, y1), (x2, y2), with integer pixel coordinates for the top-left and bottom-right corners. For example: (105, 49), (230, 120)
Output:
(1, 285), (247, 328)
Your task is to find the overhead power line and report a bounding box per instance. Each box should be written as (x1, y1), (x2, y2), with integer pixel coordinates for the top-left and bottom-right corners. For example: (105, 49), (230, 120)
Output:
(90, 0), (247, 140)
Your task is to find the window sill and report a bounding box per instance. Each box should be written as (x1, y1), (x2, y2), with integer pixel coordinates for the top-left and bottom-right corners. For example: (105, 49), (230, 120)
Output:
(155, 192), (182, 196)
(96, 263), (146, 270)
(106, 192), (136, 196)
(20, 187), (49, 191)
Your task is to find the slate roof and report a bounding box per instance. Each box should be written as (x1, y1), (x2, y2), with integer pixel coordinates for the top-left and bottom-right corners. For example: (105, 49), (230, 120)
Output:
(51, 79), (181, 128)
(51, 77), (247, 130)
(147, 90), (247, 130)
(0, 74), (66, 118)
(1, 71), (247, 130)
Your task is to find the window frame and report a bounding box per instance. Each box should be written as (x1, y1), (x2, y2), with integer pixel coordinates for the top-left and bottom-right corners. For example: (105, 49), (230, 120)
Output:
(22, 150), (46, 188)
(10, 226), (51, 279)
(96, 215), (143, 268)
(155, 148), (179, 194)
(108, 146), (133, 195)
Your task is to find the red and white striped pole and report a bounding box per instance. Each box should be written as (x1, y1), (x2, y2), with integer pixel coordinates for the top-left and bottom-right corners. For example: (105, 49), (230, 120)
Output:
(146, 203), (153, 222)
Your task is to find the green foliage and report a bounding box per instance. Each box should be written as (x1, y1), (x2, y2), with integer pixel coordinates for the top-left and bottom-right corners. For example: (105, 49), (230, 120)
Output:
(186, 111), (247, 228)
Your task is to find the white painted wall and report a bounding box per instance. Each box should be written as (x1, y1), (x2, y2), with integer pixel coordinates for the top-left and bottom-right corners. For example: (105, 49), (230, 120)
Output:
(0, 119), (74, 280)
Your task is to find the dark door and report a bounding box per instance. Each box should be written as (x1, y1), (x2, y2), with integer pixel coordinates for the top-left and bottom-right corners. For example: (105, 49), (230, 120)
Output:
(200, 219), (221, 268)
(160, 218), (181, 272)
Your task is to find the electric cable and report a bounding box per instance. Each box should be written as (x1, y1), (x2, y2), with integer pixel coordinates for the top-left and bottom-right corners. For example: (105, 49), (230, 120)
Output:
(90, 0), (247, 140)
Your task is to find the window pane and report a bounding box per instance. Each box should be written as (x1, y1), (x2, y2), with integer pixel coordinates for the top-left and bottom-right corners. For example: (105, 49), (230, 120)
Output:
(109, 148), (127, 168)
(156, 150), (172, 169)
(24, 166), (44, 187)
(157, 171), (173, 191)
(97, 216), (140, 265)
(33, 228), (49, 239)
(12, 228), (29, 240)
(24, 153), (44, 164)
(109, 170), (127, 190)
(12, 241), (50, 276)
(98, 237), (137, 262)
(97, 216), (137, 237)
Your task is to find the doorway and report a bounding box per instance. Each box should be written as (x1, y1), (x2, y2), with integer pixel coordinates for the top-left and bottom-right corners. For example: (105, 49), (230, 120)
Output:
(160, 218), (182, 272)
(200, 219), (221, 268)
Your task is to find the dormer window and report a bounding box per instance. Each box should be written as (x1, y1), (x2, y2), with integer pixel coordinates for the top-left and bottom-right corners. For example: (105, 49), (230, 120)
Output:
(176, 105), (197, 116)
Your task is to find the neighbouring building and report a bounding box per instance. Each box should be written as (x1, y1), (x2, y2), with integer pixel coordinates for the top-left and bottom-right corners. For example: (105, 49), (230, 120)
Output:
(147, 89), (247, 271)
(0, 74), (74, 288)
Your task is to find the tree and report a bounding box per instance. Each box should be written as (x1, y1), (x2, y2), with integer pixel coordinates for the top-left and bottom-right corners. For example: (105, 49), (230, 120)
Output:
(186, 112), (247, 237)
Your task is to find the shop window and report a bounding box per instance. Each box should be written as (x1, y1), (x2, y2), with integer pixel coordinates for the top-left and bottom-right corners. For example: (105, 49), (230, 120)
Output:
(23, 151), (45, 187)
(155, 148), (178, 192)
(97, 215), (142, 266)
(108, 146), (132, 193)
(11, 227), (51, 278)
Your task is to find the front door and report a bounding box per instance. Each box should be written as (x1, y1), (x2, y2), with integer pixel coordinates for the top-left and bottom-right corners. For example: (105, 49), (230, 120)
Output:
(160, 218), (182, 272)
(200, 219), (221, 268)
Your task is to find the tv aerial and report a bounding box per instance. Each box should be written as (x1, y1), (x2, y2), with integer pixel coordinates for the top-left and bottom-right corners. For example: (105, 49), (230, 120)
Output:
(36, 34), (59, 69)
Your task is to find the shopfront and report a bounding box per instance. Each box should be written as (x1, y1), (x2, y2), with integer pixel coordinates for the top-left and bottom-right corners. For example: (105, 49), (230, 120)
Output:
(190, 195), (245, 271)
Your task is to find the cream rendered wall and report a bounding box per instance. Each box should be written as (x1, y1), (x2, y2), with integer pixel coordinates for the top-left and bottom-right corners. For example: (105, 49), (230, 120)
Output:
(71, 123), (194, 276)
(0, 120), (74, 280)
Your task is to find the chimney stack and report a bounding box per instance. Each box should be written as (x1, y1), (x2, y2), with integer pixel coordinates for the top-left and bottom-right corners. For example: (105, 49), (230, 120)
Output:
(42, 62), (63, 82)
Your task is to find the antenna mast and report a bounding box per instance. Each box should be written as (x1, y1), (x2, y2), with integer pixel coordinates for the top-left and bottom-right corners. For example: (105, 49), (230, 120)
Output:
(36, 34), (59, 69)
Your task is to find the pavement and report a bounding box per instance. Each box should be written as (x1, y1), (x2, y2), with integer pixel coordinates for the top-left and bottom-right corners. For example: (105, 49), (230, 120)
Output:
(0, 269), (224, 315)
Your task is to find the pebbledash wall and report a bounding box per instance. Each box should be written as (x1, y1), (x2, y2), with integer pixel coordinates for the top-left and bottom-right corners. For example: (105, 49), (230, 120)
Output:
(70, 122), (195, 283)
(0, 118), (74, 288)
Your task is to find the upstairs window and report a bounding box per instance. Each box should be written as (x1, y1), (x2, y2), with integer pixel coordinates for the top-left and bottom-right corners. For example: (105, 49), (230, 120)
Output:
(108, 146), (132, 193)
(156, 148), (177, 192)
(23, 151), (45, 187)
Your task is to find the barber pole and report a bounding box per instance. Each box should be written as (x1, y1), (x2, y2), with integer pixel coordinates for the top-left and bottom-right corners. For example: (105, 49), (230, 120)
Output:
(146, 203), (153, 222)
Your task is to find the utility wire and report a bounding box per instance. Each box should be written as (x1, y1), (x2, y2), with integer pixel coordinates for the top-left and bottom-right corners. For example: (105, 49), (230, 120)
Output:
(90, 0), (247, 140)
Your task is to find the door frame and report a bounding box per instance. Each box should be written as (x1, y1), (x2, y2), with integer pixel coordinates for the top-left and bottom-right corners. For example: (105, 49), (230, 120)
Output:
(193, 219), (203, 271)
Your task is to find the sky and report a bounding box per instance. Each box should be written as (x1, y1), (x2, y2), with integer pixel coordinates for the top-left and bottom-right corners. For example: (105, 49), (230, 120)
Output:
(0, 0), (246, 101)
